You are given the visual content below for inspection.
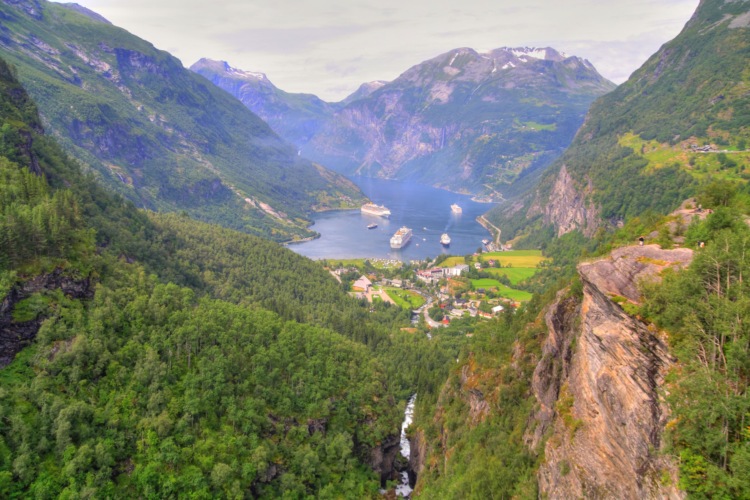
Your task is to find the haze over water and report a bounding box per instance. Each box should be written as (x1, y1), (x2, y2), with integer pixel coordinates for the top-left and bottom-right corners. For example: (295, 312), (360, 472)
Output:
(290, 177), (495, 261)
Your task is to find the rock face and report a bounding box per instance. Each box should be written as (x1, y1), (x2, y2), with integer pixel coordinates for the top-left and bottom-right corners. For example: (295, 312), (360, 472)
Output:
(532, 245), (692, 498)
(489, 0), (750, 241)
(365, 434), (401, 486)
(305, 47), (614, 198)
(409, 429), (427, 487)
(529, 164), (601, 237)
(0, 269), (93, 367)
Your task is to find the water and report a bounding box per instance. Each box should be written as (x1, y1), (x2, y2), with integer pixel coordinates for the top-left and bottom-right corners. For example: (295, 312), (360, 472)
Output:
(396, 394), (417, 498)
(290, 177), (495, 261)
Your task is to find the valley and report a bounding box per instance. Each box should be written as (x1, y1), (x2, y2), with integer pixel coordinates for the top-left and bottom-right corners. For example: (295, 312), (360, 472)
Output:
(2, 0), (750, 498)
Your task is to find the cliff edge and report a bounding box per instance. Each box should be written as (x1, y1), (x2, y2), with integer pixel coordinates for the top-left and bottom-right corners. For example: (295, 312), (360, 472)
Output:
(532, 244), (692, 498)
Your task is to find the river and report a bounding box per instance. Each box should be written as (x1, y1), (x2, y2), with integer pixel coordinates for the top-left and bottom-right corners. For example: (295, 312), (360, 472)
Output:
(289, 177), (495, 260)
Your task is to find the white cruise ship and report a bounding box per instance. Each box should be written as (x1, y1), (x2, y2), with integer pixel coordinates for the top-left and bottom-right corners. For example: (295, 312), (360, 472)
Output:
(451, 203), (462, 214)
(361, 202), (391, 218)
(390, 227), (413, 249)
(440, 233), (451, 246)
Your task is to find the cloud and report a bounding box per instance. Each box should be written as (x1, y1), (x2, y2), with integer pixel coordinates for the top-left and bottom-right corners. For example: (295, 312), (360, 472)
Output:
(60, 0), (700, 100)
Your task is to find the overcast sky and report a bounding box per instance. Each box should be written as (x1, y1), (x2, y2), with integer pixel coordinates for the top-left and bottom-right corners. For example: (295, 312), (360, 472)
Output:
(61, 0), (700, 101)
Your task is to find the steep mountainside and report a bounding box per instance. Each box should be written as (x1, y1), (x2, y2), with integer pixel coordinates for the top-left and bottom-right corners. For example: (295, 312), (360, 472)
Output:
(0, 0), (365, 242)
(408, 1), (750, 497)
(531, 245), (692, 498)
(195, 47), (615, 199)
(489, 0), (750, 243)
(190, 58), (339, 148)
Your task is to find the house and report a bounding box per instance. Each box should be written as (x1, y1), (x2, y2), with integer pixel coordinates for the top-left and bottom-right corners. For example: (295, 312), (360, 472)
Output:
(445, 264), (469, 277)
(352, 275), (372, 292)
(492, 305), (505, 315)
(416, 268), (446, 284)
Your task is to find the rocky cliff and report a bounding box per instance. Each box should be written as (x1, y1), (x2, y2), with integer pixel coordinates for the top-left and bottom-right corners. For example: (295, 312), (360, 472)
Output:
(531, 244), (692, 498)
(0, 269), (93, 367)
(527, 164), (601, 237)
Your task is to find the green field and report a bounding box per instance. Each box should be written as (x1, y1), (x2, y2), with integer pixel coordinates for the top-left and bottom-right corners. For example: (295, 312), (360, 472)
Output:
(485, 267), (538, 285)
(385, 287), (426, 310)
(441, 256), (467, 267)
(471, 279), (533, 302)
(326, 258), (401, 270)
(480, 250), (548, 268)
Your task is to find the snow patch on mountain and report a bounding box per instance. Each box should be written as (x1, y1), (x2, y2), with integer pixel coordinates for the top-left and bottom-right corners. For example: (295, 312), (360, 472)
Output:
(512, 47), (549, 60)
(222, 61), (268, 81)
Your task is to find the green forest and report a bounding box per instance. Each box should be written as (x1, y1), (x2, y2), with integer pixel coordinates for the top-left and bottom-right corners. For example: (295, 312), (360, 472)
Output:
(0, 56), (468, 497)
(3, 0), (750, 497)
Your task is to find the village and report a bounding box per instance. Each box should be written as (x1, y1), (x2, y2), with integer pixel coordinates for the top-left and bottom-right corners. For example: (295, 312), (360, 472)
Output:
(323, 250), (546, 333)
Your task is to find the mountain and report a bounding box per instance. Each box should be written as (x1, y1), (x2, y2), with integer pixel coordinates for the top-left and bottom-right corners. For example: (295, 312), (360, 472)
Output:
(194, 47), (615, 199)
(339, 80), (387, 105)
(407, 0), (750, 497)
(487, 0), (750, 244)
(190, 58), (339, 148)
(0, 0), (366, 242)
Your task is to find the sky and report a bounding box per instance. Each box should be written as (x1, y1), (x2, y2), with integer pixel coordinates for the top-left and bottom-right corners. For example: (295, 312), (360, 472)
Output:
(60, 0), (700, 101)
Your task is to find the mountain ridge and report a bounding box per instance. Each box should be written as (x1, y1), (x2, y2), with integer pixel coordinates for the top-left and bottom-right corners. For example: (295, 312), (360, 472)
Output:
(193, 46), (616, 199)
(0, 0), (366, 242)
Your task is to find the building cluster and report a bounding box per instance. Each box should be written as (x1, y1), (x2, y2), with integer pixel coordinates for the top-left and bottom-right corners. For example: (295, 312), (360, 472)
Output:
(415, 264), (470, 284)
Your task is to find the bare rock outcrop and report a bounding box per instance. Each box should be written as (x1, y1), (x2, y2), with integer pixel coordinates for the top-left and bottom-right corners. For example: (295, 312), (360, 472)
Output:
(529, 164), (601, 237)
(533, 245), (692, 498)
(365, 434), (402, 487)
(1, 269), (93, 367)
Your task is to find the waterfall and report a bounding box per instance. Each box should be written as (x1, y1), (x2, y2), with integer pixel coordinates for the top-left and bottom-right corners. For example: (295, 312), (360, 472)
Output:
(396, 394), (417, 497)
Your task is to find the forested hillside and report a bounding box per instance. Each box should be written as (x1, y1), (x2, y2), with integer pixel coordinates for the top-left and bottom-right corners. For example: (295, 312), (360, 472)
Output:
(0, 0), (366, 243)
(0, 55), (470, 497)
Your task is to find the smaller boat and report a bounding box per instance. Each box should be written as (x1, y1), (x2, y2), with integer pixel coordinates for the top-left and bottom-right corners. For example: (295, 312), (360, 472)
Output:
(367, 223), (378, 229)
(440, 233), (451, 246)
(451, 203), (462, 214)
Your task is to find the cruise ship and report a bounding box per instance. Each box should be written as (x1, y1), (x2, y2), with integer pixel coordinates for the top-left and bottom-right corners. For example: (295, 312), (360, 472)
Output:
(440, 233), (451, 246)
(390, 227), (413, 249)
(451, 203), (462, 214)
(361, 202), (391, 218)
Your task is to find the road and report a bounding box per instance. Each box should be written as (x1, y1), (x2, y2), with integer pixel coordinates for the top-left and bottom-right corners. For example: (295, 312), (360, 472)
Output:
(415, 295), (442, 328)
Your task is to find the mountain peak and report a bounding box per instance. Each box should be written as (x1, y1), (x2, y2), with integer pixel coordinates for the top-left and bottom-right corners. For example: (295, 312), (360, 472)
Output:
(191, 58), (270, 83)
(341, 80), (388, 104)
(59, 3), (111, 24)
(499, 46), (566, 61)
